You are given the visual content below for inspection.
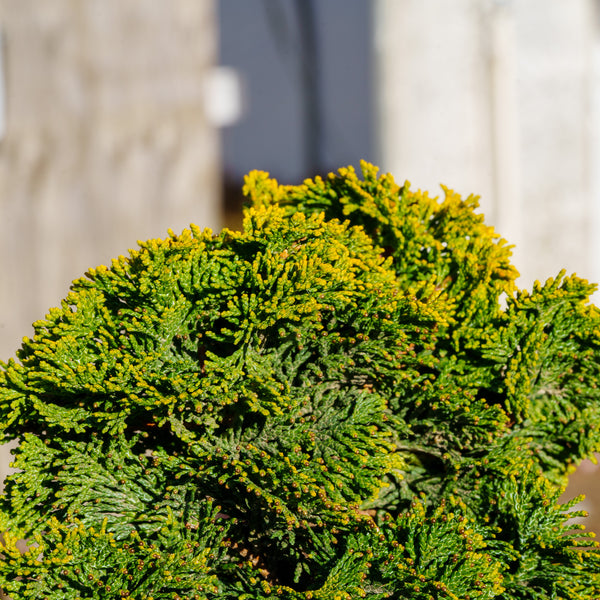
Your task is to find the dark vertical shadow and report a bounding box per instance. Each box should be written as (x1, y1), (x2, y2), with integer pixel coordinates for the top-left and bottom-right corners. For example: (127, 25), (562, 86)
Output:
(293, 0), (324, 176)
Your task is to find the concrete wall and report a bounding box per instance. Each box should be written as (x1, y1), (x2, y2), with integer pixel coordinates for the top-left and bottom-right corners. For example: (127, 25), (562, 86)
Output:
(0, 1), (220, 486)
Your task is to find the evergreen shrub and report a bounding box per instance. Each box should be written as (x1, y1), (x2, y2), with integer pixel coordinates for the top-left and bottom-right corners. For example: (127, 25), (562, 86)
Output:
(1, 162), (600, 598)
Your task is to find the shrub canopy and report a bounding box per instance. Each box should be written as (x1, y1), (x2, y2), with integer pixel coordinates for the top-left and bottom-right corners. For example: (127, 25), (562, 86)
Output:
(1, 162), (600, 599)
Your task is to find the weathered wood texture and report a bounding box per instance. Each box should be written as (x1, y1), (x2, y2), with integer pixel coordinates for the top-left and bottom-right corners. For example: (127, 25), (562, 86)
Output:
(376, 0), (600, 529)
(375, 0), (599, 291)
(0, 1), (220, 486)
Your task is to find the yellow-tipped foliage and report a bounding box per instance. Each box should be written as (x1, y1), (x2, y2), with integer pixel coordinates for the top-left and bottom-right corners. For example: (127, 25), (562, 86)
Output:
(1, 163), (600, 598)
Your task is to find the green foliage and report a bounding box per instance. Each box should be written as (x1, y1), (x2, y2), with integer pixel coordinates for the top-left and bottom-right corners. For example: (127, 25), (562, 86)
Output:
(1, 162), (600, 598)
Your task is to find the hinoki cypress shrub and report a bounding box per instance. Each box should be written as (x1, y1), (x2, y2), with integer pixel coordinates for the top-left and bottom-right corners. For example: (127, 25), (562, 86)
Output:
(1, 162), (600, 599)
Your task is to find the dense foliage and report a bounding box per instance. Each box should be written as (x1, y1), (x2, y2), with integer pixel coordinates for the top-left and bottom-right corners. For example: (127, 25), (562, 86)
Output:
(1, 162), (600, 598)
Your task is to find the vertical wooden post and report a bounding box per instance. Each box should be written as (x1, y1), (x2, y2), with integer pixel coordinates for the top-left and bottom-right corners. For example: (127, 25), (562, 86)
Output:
(0, 0), (220, 487)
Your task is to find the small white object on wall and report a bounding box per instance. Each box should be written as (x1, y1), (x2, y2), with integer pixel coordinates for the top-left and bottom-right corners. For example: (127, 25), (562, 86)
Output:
(204, 66), (245, 128)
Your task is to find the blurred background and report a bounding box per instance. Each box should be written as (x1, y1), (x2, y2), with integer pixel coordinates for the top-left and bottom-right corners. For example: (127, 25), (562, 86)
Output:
(0, 0), (599, 528)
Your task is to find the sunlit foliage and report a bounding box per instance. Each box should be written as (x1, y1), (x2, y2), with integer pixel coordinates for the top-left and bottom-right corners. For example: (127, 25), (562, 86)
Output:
(1, 163), (599, 598)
